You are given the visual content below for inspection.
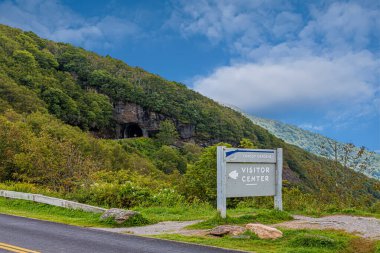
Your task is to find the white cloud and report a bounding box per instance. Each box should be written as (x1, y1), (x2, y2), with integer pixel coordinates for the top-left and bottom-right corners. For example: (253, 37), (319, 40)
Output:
(194, 53), (378, 115)
(170, 1), (380, 57)
(168, 0), (294, 47)
(173, 1), (380, 127)
(300, 2), (380, 51)
(0, 0), (140, 49)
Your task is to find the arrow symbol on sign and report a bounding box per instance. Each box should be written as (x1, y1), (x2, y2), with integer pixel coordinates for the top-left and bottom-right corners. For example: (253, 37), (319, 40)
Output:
(229, 170), (239, 180)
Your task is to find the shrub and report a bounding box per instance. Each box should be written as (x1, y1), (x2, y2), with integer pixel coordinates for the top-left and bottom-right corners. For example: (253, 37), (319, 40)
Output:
(72, 182), (152, 208)
(370, 201), (380, 213)
(182, 143), (230, 202)
(155, 120), (179, 145)
(154, 146), (187, 174)
(148, 188), (185, 207)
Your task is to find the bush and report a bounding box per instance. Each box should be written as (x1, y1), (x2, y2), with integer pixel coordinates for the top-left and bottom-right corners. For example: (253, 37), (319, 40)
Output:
(72, 182), (152, 208)
(370, 201), (380, 213)
(155, 120), (179, 145)
(154, 146), (186, 174)
(148, 188), (185, 207)
(182, 143), (230, 202)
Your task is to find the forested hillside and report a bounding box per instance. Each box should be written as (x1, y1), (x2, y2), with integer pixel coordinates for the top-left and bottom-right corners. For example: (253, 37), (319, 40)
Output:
(0, 24), (379, 212)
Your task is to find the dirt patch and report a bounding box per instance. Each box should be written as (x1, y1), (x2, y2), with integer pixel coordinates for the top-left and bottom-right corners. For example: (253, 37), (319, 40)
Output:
(95, 220), (206, 235)
(275, 215), (380, 239)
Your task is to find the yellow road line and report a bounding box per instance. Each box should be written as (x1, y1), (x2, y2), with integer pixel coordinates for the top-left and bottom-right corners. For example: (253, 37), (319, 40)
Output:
(0, 242), (40, 253)
(0, 245), (26, 253)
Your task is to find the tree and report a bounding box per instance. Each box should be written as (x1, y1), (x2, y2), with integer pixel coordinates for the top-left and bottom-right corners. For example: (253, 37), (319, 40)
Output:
(182, 143), (231, 202)
(320, 140), (375, 176)
(41, 87), (80, 125)
(156, 120), (179, 145)
(238, 138), (256, 148)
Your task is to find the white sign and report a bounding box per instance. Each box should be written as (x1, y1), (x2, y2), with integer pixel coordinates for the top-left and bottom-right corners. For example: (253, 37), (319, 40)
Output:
(217, 147), (283, 218)
(226, 163), (276, 197)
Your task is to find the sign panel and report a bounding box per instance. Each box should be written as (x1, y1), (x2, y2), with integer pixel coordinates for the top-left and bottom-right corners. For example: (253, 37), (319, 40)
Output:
(217, 146), (283, 217)
(225, 149), (276, 163)
(226, 163), (275, 197)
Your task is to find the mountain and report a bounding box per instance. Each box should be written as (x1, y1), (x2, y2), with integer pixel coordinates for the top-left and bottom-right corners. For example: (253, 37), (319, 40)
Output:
(246, 115), (380, 180)
(0, 24), (379, 210)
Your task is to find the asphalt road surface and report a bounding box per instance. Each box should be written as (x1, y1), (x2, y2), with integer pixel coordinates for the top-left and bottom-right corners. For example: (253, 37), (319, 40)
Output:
(0, 214), (246, 253)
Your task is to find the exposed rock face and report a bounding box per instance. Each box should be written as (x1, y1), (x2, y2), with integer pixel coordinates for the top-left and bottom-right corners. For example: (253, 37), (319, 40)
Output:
(209, 225), (246, 236)
(100, 208), (140, 224)
(245, 223), (283, 239)
(114, 102), (195, 140)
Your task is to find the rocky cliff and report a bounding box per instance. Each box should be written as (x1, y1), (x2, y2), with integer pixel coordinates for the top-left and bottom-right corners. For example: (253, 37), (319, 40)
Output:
(114, 102), (195, 140)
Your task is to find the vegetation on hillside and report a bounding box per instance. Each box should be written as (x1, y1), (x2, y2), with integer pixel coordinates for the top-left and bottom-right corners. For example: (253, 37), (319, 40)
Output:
(247, 114), (380, 179)
(0, 24), (380, 214)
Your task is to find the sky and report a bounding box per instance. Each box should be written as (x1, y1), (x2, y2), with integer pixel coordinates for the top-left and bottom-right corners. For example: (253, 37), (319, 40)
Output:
(0, 0), (379, 152)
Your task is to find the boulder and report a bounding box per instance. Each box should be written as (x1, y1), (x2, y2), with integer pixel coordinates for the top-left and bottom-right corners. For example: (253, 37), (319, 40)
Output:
(209, 225), (246, 236)
(245, 223), (283, 239)
(100, 208), (140, 224)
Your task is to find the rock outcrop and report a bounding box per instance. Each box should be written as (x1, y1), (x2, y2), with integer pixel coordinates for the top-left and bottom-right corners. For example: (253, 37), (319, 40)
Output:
(208, 225), (246, 236)
(245, 223), (283, 239)
(113, 102), (195, 140)
(100, 208), (140, 224)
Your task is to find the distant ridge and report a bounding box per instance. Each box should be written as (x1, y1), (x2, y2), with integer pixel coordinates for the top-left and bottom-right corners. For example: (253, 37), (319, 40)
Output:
(224, 104), (380, 180)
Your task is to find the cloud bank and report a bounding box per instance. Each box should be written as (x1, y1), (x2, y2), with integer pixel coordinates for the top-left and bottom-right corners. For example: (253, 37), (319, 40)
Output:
(171, 0), (380, 126)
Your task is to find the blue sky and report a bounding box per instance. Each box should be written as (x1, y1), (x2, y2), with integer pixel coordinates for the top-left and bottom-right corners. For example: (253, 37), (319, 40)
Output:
(0, 0), (379, 152)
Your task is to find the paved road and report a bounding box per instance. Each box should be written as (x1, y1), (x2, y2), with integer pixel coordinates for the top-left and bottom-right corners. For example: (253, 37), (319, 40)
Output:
(0, 214), (245, 253)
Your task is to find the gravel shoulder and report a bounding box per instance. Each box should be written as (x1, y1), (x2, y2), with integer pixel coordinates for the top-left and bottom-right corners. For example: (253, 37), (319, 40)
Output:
(95, 215), (380, 239)
(275, 215), (380, 239)
(95, 220), (205, 235)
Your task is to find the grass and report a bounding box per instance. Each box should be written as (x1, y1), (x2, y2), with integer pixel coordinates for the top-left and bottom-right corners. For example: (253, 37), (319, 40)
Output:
(135, 204), (215, 222)
(0, 196), (292, 228)
(187, 209), (293, 229)
(0, 197), (150, 227)
(154, 229), (378, 253)
(1, 196), (379, 252)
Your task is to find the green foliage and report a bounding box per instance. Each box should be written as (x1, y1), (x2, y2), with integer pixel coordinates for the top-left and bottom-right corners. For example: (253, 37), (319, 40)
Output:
(72, 182), (152, 208)
(239, 138), (256, 148)
(0, 197), (110, 227)
(13, 50), (37, 69)
(0, 75), (46, 113)
(289, 233), (343, 249)
(370, 201), (380, 213)
(156, 229), (356, 253)
(182, 144), (230, 202)
(156, 120), (179, 145)
(154, 146), (187, 174)
(188, 209), (293, 229)
(41, 87), (80, 124)
(180, 142), (202, 163)
(0, 24), (380, 213)
(117, 212), (151, 227)
(135, 202), (214, 222)
(248, 114), (380, 178)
